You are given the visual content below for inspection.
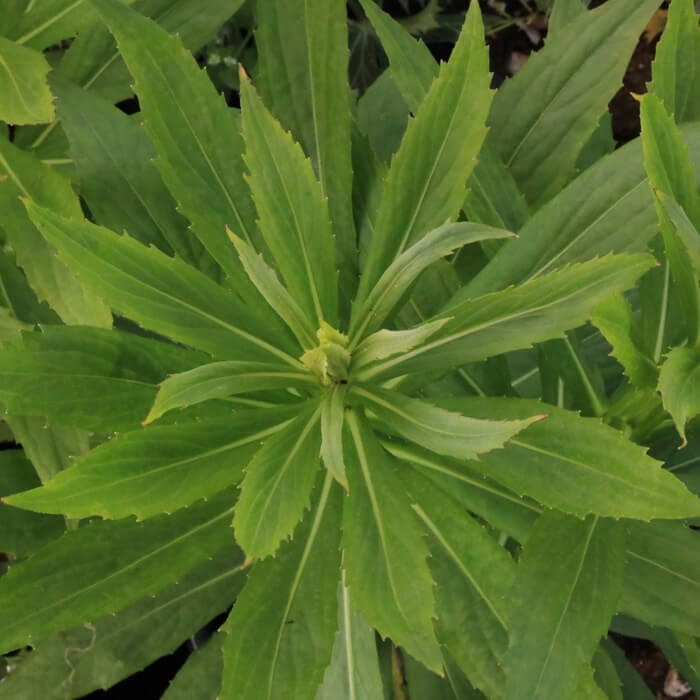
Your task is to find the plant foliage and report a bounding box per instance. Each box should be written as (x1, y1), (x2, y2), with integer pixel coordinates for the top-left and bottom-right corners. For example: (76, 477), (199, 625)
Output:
(1, 0), (700, 698)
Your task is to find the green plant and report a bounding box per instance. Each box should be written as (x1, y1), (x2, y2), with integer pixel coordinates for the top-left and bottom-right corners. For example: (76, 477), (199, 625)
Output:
(1, 0), (700, 698)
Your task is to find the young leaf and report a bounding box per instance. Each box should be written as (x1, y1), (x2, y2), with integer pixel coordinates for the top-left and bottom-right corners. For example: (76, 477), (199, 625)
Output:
(353, 385), (542, 461)
(0, 138), (111, 328)
(0, 487), (237, 654)
(361, 255), (656, 381)
(0, 549), (246, 700)
(6, 410), (295, 520)
(430, 397), (700, 521)
(53, 76), (215, 274)
(547, 0), (587, 39)
(352, 320), (448, 371)
(488, 0), (659, 207)
(239, 73), (338, 328)
(90, 0), (256, 284)
(355, 0), (493, 304)
(406, 469), (514, 698)
(0, 326), (203, 432)
(342, 411), (441, 672)
(658, 347), (700, 446)
(648, 0), (700, 123)
(315, 577), (385, 700)
(255, 0), (357, 310)
(320, 385), (348, 489)
(222, 474), (342, 700)
(641, 93), (700, 345)
(621, 520), (700, 636)
(24, 201), (300, 364)
(234, 401), (323, 559)
(229, 232), (316, 349)
(146, 361), (314, 424)
(504, 512), (626, 700)
(591, 294), (658, 389)
(349, 221), (515, 343)
(0, 37), (54, 125)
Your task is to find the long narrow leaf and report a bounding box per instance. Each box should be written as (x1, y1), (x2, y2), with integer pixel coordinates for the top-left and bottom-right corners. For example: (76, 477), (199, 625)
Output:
(240, 73), (338, 328)
(6, 410), (295, 520)
(355, 0), (493, 304)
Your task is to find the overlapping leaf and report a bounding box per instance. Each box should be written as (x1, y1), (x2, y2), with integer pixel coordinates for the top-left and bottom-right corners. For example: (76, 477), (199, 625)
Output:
(6, 409), (296, 520)
(222, 475), (342, 700)
(353, 385), (541, 461)
(24, 201), (299, 363)
(234, 401), (323, 559)
(0, 326), (203, 431)
(255, 0), (356, 308)
(658, 347), (700, 446)
(360, 255), (655, 381)
(355, 0), (492, 303)
(424, 397), (700, 520)
(342, 411), (441, 672)
(504, 512), (625, 699)
(0, 487), (236, 654)
(240, 73), (338, 328)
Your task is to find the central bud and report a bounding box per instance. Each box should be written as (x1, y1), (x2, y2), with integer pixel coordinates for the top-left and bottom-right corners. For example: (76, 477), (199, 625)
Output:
(301, 322), (351, 386)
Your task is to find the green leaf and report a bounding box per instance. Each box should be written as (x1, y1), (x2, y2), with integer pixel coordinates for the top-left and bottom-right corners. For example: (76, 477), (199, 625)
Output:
(547, 0), (587, 39)
(0, 450), (64, 557)
(353, 385), (542, 461)
(349, 222), (515, 343)
(602, 638), (656, 700)
(0, 326), (203, 432)
(52, 76), (215, 275)
(315, 576), (385, 700)
(6, 409), (295, 520)
(352, 320), (448, 371)
(429, 397), (700, 520)
(406, 469), (514, 698)
(592, 646), (623, 700)
(24, 201), (300, 364)
(0, 138), (111, 327)
(358, 0), (436, 113)
(648, 0), (700, 123)
(255, 0), (357, 314)
(239, 73), (338, 328)
(355, 0), (527, 240)
(0, 549), (246, 700)
(0, 38), (54, 125)
(342, 411), (441, 672)
(356, 0), (493, 304)
(488, 0), (659, 207)
(0, 307), (30, 343)
(656, 190), (700, 279)
(90, 0), (256, 284)
(0, 487), (237, 654)
(8, 0), (107, 50)
(641, 93), (700, 345)
(320, 386), (348, 489)
(230, 233), (316, 349)
(361, 255), (655, 381)
(163, 632), (223, 700)
(6, 416), (89, 484)
(234, 401), (322, 559)
(146, 362), (315, 424)
(658, 347), (700, 446)
(387, 441), (539, 542)
(222, 474), (342, 700)
(591, 294), (658, 389)
(621, 521), (700, 636)
(503, 512), (625, 699)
